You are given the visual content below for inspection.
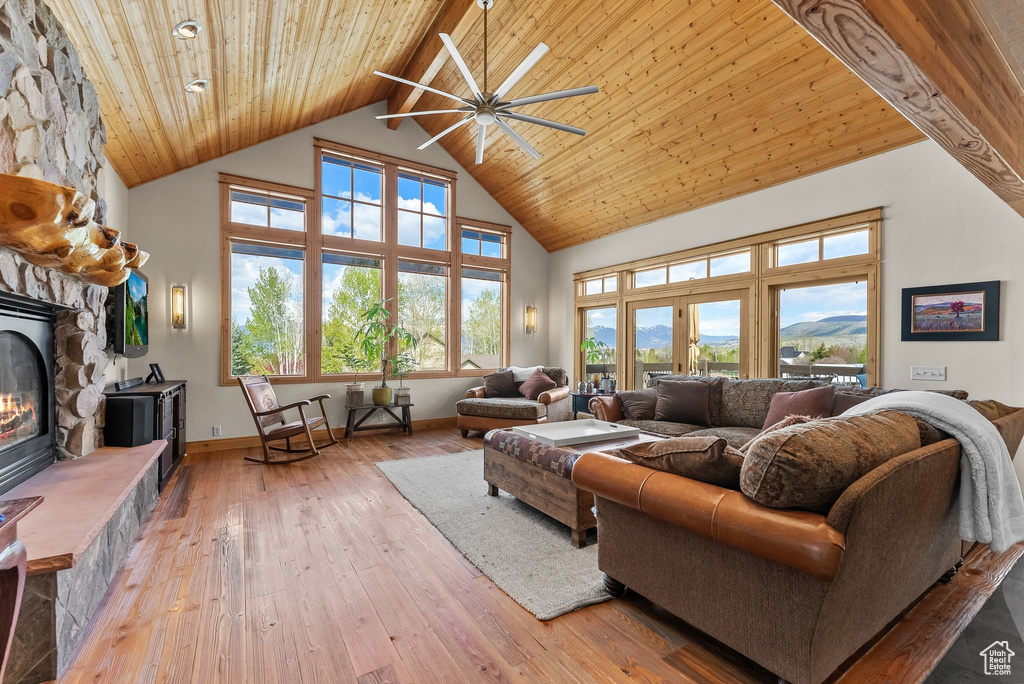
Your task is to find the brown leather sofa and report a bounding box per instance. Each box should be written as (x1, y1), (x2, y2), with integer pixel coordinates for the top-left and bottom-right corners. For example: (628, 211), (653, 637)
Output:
(572, 404), (1024, 684)
(457, 366), (571, 437)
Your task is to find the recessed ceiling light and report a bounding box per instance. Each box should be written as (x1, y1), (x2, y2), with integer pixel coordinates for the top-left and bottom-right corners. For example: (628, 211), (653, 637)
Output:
(173, 20), (203, 40)
(184, 78), (209, 94)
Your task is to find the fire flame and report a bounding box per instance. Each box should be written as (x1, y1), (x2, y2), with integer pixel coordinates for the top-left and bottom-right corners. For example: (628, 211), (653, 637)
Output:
(0, 393), (35, 433)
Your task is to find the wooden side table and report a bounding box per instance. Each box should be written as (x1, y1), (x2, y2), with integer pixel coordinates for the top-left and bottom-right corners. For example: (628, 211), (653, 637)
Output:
(344, 402), (414, 440)
(569, 390), (617, 419)
(0, 497), (42, 682)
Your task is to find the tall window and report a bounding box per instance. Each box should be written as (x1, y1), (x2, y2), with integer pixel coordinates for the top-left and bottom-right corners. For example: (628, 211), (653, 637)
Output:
(582, 307), (617, 381)
(221, 178), (311, 381)
(458, 220), (510, 374)
(398, 261), (448, 371)
(574, 209), (881, 387)
(321, 253), (382, 374)
(776, 280), (869, 386)
(220, 141), (511, 384)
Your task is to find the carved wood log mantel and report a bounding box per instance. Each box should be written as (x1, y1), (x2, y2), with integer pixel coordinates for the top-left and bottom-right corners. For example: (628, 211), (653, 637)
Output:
(0, 174), (148, 287)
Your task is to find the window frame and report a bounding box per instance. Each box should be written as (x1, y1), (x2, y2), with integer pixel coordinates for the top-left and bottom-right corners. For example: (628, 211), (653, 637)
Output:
(456, 218), (512, 377)
(219, 175), (315, 385)
(573, 208), (882, 386)
(220, 140), (512, 386)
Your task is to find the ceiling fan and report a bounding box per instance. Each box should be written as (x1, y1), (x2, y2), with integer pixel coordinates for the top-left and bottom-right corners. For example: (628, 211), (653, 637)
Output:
(373, 0), (598, 164)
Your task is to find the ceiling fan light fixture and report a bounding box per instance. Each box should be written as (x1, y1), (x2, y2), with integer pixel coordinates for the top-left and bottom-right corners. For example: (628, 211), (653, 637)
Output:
(184, 78), (209, 94)
(373, 0), (597, 163)
(172, 20), (203, 40)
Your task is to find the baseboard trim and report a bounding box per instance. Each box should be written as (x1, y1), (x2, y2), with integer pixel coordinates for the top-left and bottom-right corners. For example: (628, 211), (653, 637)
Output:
(186, 417), (458, 453)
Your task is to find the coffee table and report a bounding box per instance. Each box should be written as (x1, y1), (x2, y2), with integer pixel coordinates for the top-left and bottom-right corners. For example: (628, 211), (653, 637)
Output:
(483, 427), (665, 548)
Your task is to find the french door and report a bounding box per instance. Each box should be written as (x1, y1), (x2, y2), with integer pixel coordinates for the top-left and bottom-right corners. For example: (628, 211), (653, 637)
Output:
(626, 289), (750, 390)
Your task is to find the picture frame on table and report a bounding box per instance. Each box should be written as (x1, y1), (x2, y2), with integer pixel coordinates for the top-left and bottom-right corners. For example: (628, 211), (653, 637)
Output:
(901, 280), (1000, 341)
(146, 363), (165, 384)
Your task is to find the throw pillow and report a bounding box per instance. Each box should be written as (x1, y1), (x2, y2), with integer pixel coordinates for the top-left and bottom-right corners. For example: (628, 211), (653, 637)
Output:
(740, 410), (921, 512)
(832, 391), (872, 416)
(969, 399), (1020, 421)
(482, 370), (517, 398)
(654, 380), (711, 425)
(618, 436), (745, 489)
(506, 365), (543, 382)
(762, 385), (836, 429)
(518, 368), (557, 400)
(616, 388), (658, 420)
(739, 414), (814, 452)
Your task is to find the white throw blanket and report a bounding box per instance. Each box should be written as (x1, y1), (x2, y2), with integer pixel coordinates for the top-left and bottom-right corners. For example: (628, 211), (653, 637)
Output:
(843, 391), (1024, 553)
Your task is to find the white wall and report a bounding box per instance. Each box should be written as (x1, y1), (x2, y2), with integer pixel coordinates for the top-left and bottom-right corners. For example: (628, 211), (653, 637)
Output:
(126, 101), (549, 440)
(549, 141), (1024, 407)
(101, 169), (131, 385)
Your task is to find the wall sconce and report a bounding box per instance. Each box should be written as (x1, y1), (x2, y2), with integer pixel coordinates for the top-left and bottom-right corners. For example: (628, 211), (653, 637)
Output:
(525, 305), (538, 335)
(171, 285), (187, 329)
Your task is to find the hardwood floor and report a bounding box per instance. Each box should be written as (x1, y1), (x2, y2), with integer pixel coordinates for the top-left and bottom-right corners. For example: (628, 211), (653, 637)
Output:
(58, 428), (1019, 683)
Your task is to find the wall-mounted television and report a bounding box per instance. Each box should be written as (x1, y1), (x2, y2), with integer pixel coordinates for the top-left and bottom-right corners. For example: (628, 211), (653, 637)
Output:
(113, 270), (149, 358)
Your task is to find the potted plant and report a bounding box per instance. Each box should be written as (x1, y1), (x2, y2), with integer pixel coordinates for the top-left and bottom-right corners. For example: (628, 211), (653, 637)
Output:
(392, 350), (415, 403)
(580, 336), (609, 387)
(342, 300), (417, 406)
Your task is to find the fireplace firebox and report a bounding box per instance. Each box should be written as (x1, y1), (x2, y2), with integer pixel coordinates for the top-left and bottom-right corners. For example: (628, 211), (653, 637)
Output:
(0, 293), (57, 494)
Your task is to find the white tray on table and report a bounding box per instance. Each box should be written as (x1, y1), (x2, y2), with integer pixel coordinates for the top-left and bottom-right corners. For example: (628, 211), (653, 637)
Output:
(511, 419), (640, 447)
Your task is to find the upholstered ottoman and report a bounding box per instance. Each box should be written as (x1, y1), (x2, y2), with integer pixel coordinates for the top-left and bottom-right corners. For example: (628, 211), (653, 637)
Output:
(482, 428), (665, 547)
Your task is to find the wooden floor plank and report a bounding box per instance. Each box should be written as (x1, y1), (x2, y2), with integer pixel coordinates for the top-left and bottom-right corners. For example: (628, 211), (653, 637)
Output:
(57, 429), (1021, 684)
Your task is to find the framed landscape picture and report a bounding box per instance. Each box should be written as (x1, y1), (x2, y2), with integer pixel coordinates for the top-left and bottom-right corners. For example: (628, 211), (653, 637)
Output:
(901, 281), (1000, 341)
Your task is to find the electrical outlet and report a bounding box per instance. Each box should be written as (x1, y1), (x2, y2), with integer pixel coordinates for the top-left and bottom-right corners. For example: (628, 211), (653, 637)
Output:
(212, 425), (222, 436)
(377, 413), (385, 422)
(911, 366), (946, 381)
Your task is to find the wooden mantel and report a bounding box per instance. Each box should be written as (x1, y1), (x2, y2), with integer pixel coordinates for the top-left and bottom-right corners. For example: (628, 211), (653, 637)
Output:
(772, 0), (1024, 218)
(0, 174), (148, 287)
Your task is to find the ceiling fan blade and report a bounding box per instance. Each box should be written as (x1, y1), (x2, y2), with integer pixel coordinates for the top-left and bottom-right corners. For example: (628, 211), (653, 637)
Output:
(417, 115), (475, 150)
(495, 118), (541, 159)
(373, 71), (475, 106)
(502, 110), (586, 136)
(475, 125), (487, 165)
(493, 42), (550, 100)
(439, 33), (483, 102)
(499, 85), (599, 109)
(376, 108), (472, 120)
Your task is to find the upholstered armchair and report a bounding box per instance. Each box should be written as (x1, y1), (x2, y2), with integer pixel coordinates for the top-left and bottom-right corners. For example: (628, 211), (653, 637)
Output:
(457, 366), (571, 437)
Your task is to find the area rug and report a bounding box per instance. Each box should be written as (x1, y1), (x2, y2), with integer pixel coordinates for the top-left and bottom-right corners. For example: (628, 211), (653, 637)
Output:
(376, 449), (610, 620)
(927, 556), (1024, 682)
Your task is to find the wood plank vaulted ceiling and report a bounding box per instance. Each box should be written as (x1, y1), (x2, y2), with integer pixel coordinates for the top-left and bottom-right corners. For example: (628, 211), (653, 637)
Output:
(47, 0), (924, 251)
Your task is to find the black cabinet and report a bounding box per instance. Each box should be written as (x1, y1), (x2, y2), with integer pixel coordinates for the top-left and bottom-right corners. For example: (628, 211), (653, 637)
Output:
(103, 381), (186, 490)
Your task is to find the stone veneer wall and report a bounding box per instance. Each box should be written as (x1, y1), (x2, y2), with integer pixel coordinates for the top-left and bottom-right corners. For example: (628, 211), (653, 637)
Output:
(5, 461), (158, 684)
(0, 0), (110, 221)
(1, 0), (113, 458)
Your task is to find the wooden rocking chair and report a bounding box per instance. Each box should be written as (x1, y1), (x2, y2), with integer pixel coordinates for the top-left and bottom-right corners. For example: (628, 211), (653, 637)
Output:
(237, 375), (339, 464)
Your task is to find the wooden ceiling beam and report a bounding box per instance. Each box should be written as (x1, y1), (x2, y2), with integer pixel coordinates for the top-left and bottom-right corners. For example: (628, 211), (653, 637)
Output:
(384, 0), (479, 130)
(772, 0), (1024, 217)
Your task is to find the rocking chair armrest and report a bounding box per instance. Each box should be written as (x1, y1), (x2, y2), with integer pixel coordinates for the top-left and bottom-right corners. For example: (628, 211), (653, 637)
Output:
(253, 399), (311, 417)
(308, 394), (331, 403)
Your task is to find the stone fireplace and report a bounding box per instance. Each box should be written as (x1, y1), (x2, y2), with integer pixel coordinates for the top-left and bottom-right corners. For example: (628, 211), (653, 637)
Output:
(0, 249), (109, 479)
(0, 293), (55, 493)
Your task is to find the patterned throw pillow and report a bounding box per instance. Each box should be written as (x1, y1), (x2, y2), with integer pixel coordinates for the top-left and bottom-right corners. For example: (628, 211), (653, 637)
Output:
(741, 410), (921, 512)
(518, 368), (557, 400)
(618, 436), (745, 489)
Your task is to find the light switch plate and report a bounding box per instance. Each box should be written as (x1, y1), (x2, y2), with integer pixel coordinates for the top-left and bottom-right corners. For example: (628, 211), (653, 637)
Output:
(911, 366), (946, 381)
